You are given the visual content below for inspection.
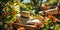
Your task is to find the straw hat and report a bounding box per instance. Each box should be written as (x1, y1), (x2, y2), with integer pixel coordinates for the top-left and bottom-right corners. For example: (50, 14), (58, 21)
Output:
(20, 11), (30, 24)
(21, 11), (30, 17)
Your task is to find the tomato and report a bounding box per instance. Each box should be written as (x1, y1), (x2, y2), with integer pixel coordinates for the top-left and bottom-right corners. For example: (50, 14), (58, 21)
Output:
(18, 27), (25, 30)
(38, 23), (42, 27)
(34, 23), (38, 28)
(48, 15), (53, 19)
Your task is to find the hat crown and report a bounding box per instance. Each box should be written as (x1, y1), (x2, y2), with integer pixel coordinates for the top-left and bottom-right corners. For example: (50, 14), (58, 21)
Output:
(21, 11), (30, 17)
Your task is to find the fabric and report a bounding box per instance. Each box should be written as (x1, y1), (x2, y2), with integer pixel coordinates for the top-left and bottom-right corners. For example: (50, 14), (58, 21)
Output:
(27, 19), (41, 23)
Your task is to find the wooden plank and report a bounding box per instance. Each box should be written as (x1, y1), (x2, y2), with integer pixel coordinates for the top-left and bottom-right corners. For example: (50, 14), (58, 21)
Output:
(39, 9), (60, 15)
(13, 23), (37, 30)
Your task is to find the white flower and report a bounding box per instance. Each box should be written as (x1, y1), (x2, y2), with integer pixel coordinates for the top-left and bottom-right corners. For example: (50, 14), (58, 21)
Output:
(50, 27), (53, 29)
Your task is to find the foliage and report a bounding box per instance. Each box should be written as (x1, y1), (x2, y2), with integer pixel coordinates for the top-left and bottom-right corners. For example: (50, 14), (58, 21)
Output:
(0, 0), (40, 23)
(0, 0), (20, 23)
(39, 16), (60, 30)
(45, 0), (58, 6)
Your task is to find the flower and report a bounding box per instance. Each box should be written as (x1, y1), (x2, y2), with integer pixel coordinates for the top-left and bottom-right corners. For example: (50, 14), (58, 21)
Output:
(38, 16), (44, 20)
(42, 21), (46, 24)
(33, 16), (36, 19)
(48, 15), (53, 19)
(9, 21), (13, 26)
(11, 11), (17, 15)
